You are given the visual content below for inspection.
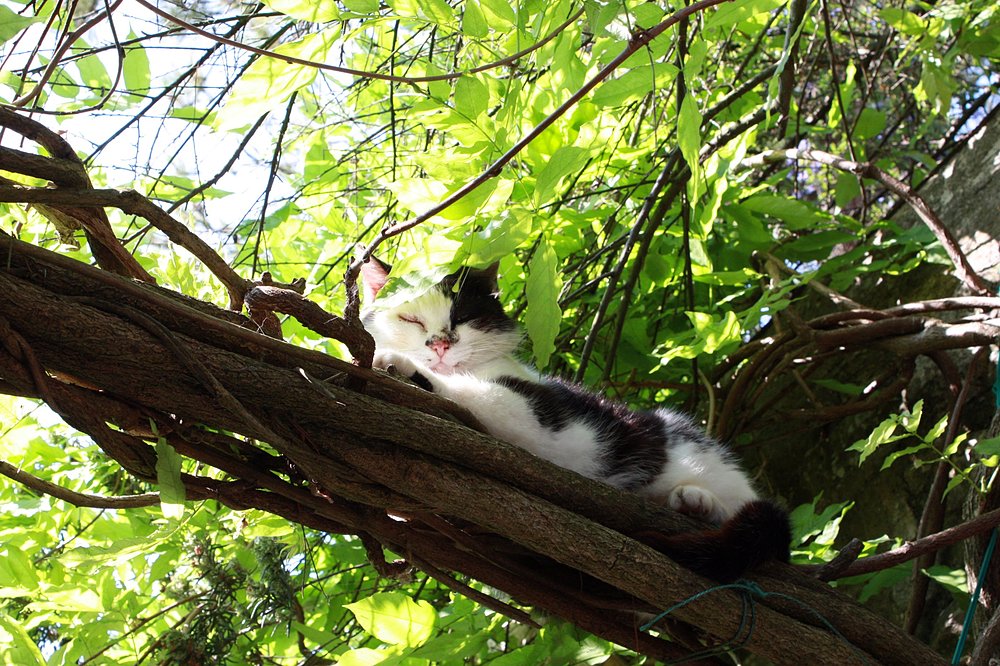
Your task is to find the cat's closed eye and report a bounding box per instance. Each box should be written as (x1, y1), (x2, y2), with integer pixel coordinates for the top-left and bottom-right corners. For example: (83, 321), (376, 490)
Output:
(398, 314), (427, 331)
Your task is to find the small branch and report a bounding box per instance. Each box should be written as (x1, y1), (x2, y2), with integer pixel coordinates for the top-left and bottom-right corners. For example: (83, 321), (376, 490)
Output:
(134, 0), (583, 85)
(741, 148), (994, 296)
(410, 553), (541, 628)
(359, 532), (411, 578)
(813, 538), (864, 581)
(0, 184), (252, 308)
(0, 111), (156, 283)
(824, 508), (1000, 580)
(244, 276), (375, 364)
(0, 458), (159, 508)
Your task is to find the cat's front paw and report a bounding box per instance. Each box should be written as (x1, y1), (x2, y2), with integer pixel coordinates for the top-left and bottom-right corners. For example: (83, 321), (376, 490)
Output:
(668, 485), (725, 523)
(373, 351), (419, 376)
(373, 352), (434, 392)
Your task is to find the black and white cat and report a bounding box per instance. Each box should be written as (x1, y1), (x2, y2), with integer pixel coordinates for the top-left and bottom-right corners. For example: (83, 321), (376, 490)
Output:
(361, 258), (790, 581)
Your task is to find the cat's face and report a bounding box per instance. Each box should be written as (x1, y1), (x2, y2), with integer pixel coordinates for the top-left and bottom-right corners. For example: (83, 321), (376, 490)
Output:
(361, 260), (521, 374)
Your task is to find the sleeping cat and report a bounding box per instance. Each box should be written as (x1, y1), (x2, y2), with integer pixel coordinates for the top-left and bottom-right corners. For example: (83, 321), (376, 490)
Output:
(361, 257), (790, 581)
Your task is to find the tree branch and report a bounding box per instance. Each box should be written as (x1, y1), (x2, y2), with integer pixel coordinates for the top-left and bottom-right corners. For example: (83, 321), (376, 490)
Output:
(0, 459), (159, 508)
(741, 148), (995, 296)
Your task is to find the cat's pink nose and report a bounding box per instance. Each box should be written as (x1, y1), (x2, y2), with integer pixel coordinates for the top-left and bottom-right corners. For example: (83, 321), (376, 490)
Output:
(428, 338), (451, 357)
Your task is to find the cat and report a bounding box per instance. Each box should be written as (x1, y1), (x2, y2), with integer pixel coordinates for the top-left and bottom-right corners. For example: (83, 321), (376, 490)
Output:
(360, 257), (791, 581)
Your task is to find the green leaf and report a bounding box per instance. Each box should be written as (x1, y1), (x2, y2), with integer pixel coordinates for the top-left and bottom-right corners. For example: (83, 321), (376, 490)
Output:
(260, 0), (339, 21)
(28, 587), (103, 613)
(462, 0), (490, 37)
(687, 310), (741, 354)
(461, 208), (533, 265)
(852, 564), (911, 603)
(742, 194), (826, 230)
(678, 92), (702, 200)
(898, 399), (923, 433)
(0, 5), (41, 44)
(0, 614), (45, 666)
(333, 647), (389, 665)
(389, 0), (455, 25)
(123, 34), (151, 99)
(854, 107), (886, 140)
(975, 436), (1000, 457)
(534, 145), (589, 204)
(848, 417), (906, 465)
(479, 0), (515, 27)
(343, 0), (379, 11)
(923, 565), (968, 594)
(703, 0), (784, 31)
(155, 437), (185, 519)
(789, 497), (853, 548)
(878, 7), (928, 36)
(591, 63), (678, 107)
(880, 444), (927, 471)
(525, 239), (563, 368)
(834, 172), (861, 209)
(345, 591), (436, 647)
(0, 546), (39, 594)
(454, 76), (489, 119)
(218, 31), (337, 130)
(382, 631), (489, 663)
(75, 51), (112, 97)
(780, 230), (857, 256)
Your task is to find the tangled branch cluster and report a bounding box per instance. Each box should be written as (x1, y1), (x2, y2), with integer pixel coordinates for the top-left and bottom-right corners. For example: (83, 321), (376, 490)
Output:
(1, 104), (998, 663)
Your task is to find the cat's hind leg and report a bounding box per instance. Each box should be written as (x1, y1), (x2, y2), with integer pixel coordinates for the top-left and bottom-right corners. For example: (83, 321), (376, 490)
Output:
(641, 439), (758, 524)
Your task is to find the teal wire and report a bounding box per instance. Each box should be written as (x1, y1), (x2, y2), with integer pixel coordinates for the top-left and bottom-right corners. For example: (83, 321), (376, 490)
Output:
(952, 526), (999, 664)
(642, 580), (870, 664)
(952, 332), (1000, 663)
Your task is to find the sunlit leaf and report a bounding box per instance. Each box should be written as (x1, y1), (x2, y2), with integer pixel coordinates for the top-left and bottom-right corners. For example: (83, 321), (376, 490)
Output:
(525, 239), (562, 368)
(155, 437), (185, 520)
(462, 0), (490, 37)
(848, 417), (907, 465)
(0, 5), (41, 44)
(261, 0), (340, 21)
(123, 32), (151, 99)
(0, 614), (45, 666)
(345, 592), (436, 647)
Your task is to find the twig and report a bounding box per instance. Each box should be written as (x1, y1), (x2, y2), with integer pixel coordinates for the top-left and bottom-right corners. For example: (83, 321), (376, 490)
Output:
(0, 184), (251, 308)
(411, 553), (541, 628)
(135, 0), (584, 85)
(244, 277), (375, 364)
(741, 148), (994, 296)
(905, 348), (988, 633)
(6, 0), (126, 110)
(821, 508), (1000, 580)
(0, 459), (159, 508)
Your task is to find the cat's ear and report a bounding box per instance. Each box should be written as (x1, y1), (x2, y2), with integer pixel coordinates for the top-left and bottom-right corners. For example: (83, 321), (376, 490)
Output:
(472, 261), (500, 295)
(359, 254), (392, 302)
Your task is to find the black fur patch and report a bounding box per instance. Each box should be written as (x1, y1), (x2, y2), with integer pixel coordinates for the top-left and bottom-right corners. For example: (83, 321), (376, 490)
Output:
(443, 269), (516, 333)
(638, 499), (792, 582)
(494, 376), (670, 489)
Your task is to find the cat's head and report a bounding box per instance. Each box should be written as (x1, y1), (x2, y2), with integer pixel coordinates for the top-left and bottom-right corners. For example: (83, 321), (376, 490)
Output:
(360, 257), (521, 375)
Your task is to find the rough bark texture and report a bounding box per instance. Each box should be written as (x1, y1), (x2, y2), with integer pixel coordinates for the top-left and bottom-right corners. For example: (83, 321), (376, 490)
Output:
(0, 231), (947, 665)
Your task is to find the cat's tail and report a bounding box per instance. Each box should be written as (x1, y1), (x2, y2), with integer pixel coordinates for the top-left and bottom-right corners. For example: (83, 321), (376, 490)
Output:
(637, 499), (792, 582)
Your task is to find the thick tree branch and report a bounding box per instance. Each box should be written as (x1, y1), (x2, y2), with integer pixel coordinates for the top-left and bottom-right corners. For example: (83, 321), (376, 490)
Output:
(0, 235), (946, 666)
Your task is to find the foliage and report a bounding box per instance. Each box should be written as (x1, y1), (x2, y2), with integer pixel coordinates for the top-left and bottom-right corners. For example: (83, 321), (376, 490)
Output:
(0, 0), (998, 661)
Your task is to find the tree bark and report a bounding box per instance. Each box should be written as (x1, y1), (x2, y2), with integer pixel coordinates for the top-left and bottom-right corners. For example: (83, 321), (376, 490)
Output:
(0, 231), (946, 665)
